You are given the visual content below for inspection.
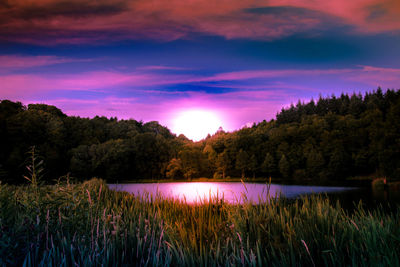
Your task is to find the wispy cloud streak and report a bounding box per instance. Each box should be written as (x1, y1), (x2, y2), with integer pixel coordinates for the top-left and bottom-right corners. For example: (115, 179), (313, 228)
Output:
(1, 65), (400, 99)
(0, 55), (90, 70)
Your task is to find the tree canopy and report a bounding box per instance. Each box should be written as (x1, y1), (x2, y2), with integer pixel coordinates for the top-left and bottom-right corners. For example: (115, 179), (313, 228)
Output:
(1, 88), (399, 183)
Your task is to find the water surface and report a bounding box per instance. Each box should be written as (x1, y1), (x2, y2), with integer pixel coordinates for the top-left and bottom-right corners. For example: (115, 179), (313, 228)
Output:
(109, 182), (356, 204)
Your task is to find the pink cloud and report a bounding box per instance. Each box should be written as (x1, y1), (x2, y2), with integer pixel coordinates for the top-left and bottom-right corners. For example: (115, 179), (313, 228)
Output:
(0, 55), (83, 69)
(198, 68), (354, 82)
(346, 65), (400, 86)
(360, 65), (400, 74)
(0, 72), (135, 99)
(0, 71), (194, 99)
(203, 82), (321, 93)
(0, 74), (52, 99)
(1, 0), (399, 44)
(186, 66), (400, 90)
(1, 65), (399, 102)
(269, 0), (400, 34)
(137, 65), (191, 71)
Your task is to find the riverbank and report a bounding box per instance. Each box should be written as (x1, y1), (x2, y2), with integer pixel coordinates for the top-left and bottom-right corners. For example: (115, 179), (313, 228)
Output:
(119, 176), (271, 184)
(372, 178), (400, 190)
(1, 178), (399, 266)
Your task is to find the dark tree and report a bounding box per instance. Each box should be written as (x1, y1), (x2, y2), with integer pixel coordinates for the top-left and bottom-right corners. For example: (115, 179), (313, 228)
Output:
(279, 155), (290, 179)
(236, 149), (249, 179)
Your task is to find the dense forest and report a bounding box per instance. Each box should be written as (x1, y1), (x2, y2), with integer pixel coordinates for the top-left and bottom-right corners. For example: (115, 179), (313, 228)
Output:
(1, 88), (399, 184)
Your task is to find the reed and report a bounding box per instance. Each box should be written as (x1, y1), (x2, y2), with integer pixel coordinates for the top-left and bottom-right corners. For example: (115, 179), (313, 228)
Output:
(0, 178), (399, 266)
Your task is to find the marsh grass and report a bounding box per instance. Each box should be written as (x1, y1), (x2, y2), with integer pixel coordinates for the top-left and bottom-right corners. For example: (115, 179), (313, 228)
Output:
(0, 178), (399, 266)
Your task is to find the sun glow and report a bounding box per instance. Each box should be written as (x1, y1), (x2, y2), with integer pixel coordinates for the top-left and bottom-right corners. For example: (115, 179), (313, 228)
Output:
(171, 109), (223, 141)
(168, 183), (222, 203)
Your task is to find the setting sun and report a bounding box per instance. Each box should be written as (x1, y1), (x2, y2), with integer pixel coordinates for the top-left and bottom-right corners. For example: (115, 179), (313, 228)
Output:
(170, 109), (223, 141)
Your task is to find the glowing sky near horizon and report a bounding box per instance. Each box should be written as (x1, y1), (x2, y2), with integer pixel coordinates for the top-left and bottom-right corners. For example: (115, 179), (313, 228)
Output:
(1, 0), (400, 140)
(171, 109), (225, 141)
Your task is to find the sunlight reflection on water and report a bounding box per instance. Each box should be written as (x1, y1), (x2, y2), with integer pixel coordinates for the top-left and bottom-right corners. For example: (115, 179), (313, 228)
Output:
(109, 182), (355, 204)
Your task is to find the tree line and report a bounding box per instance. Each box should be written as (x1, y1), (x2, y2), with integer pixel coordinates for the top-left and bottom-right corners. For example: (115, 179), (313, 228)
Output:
(0, 102), (186, 183)
(0, 88), (399, 183)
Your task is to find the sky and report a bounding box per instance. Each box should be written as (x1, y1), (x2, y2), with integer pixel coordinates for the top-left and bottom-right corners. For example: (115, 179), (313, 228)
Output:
(1, 0), (400, 140)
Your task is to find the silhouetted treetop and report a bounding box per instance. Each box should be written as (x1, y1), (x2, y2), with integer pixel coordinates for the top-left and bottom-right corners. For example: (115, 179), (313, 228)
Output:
(1, 88), (399, 183)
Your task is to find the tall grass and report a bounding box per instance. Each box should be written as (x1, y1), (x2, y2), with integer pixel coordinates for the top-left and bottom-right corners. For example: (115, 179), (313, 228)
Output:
(0, 178), (399, 266)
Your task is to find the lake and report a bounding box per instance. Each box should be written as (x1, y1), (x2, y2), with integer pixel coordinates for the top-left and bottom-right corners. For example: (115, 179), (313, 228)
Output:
(108, 182), (360, 204)
(109, 182), (400, 209)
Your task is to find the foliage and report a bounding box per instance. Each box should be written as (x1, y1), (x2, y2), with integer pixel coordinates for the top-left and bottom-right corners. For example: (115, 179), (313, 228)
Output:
(262, 153), (276, 177)
(0, 102), (178, 183)
(236, 149), (249, 179)
(200, 88), (400, 181)
(23, 146), (44, 188)
(0, 179), (399, 266)
(166, 158), (184, 179)
(1, 88), (400, 182)
(279, 154), (291, 179)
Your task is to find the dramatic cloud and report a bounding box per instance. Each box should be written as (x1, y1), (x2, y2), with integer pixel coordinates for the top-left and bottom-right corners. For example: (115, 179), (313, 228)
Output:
(1, 0), (398, 137)
(1, 0), (399, 44)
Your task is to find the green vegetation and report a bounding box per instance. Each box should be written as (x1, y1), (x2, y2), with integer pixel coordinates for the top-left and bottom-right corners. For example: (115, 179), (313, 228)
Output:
(1, 179), (399, 266)
(1, 88), (400, 184)
(372, 178), (400, 191)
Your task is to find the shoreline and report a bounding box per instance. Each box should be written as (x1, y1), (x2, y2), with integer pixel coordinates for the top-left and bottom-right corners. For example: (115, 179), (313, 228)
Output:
(109, 176), (374, 187)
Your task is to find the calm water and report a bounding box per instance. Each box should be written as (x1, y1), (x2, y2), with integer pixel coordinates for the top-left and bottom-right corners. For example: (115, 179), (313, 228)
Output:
(109, 182), (361, 204)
